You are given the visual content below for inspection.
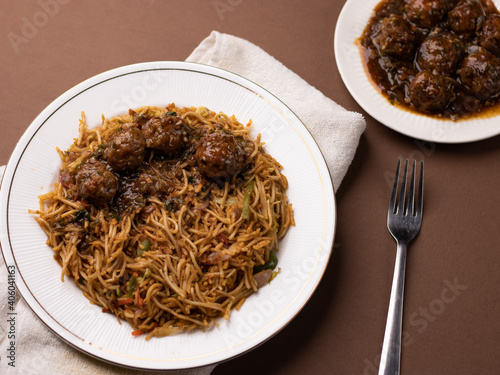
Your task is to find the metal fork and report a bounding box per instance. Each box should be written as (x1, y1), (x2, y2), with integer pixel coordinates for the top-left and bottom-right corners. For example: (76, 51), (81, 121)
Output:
(378, 159), (424, 375)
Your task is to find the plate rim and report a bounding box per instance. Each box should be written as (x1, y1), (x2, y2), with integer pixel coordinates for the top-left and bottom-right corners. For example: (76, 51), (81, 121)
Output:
(0, 61), (337, 371)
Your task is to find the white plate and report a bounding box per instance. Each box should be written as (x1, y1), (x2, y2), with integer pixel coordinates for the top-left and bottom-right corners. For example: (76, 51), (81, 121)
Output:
(0, 61), (336, 371)
(334, 0), (500, 143)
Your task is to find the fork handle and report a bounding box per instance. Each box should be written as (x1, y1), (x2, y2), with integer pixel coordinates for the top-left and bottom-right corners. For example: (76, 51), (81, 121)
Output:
(378, 241), (407, 375)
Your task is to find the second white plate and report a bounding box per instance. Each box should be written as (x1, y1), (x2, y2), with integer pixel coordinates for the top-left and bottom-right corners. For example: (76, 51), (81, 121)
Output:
(334, 0), (500, 143)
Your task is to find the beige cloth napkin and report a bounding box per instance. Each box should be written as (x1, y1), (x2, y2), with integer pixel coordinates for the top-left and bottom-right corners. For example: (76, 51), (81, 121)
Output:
(0, 32), (365, 374)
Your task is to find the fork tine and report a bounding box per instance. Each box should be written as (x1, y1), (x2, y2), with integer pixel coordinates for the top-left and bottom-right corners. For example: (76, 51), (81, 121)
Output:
(407, 160), (416, 216)
(389, 158), (401, 214)
(416, 161), (424, 217)
(397, 159), (408, 215)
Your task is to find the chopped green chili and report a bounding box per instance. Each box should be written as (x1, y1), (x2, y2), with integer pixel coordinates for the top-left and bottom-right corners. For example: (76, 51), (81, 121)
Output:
(137, 238), (150, 257)
(242, 178), (255, 220)
(127, 276), (138, 298)
(253, 250), (278, 273)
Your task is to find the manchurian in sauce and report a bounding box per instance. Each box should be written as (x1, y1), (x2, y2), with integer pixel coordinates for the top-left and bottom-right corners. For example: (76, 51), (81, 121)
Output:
(358, 0), (500, 120)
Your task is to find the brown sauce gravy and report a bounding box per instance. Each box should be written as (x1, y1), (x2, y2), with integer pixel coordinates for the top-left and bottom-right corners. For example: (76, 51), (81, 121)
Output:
(357, 0), (500, 121)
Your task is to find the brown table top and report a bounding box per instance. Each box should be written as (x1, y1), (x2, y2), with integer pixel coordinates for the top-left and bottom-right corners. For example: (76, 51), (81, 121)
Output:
(1, 1), (499, 374)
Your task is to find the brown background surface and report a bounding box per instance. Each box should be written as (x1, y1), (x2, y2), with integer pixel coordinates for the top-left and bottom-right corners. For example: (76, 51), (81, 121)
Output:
(1, 1), (499, 374)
